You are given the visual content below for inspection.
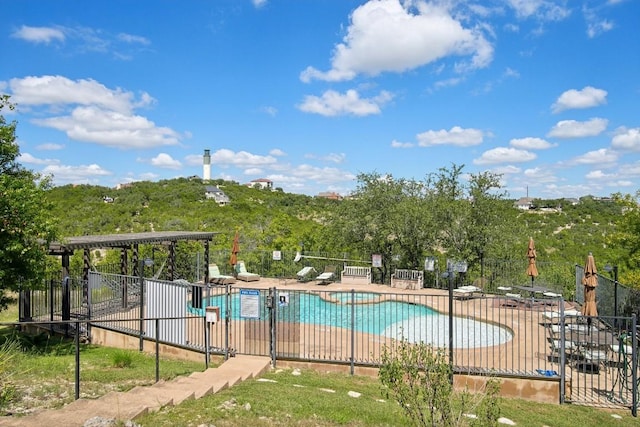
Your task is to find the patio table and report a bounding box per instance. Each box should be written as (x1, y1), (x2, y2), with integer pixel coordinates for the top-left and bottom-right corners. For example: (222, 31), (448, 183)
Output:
(514, 284), (550, 297)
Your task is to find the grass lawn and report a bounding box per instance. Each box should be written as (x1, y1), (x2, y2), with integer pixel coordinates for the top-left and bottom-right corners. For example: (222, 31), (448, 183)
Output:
(0, 325), (207, 415)
(134, 367), (640, 427)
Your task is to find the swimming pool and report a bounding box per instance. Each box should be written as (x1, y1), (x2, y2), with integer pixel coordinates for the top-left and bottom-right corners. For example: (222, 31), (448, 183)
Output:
(194, 291), (512, 349)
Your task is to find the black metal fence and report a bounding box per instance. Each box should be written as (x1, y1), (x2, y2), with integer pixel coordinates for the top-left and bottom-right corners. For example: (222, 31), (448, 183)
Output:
(16, 266), (640, 414)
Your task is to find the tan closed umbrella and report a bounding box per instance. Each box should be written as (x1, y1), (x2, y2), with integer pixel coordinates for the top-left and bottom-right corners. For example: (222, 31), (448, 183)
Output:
(230, 230), (240, 269)
(581, 252), (598, 317)
(526, 237), (539, 285)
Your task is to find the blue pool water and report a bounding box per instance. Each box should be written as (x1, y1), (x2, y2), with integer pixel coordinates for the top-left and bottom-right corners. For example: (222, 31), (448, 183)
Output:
(329, 291), (380, 303)
(194, 292), (512, 349)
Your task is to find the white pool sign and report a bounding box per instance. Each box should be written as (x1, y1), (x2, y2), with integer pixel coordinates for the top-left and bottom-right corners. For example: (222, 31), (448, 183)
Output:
(240, 289), (260, 319)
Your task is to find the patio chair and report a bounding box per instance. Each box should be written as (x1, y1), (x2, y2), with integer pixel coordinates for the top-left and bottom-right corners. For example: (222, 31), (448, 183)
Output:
(296, 266), (317, 282)
(316, 265), (336, 285)
(452, 285), (482, 300)
(235, 260), (260, 282)
(208, 264), (236, 285)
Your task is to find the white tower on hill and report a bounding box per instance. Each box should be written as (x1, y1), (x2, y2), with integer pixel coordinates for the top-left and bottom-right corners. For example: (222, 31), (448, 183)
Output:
(203, 149), (211, 181)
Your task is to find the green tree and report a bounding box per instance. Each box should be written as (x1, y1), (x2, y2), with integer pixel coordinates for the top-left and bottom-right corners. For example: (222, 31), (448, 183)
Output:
(609, 192), (640, 288)
(0, 95), (58, 311)
(325, 172), (431, 282)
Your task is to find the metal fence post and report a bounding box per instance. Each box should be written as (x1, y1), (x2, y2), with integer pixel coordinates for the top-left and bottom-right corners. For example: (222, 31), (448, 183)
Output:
(559, 302), (566, 404)
(204, 314), (210, 369)
(269, 287), (277, 368)
(350, 289), (355, 376)
(75, 320), (80, 400)
(632, 315), (637, 417)
(448, 265), (454, 383)
(139, 263), (145, 352)
(224, 283), (231, 360)
(155, 318), (160, 383)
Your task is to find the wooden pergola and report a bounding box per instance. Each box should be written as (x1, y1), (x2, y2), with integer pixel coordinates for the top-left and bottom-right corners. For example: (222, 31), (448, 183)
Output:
(17, 232), (220, 322)
(48, 231), (218, 283)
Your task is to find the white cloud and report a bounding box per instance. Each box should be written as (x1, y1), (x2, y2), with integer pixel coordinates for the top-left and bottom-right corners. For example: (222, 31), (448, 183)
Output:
(300, 0), (493, 82)
(611, 127), (640, 151)
(551, 86), (608, 113)
(492, 165), (521, 175)
(253, 0), (268, 8)
(8, 75), (154, 114)
(260, 106), (278, 116)
(585, 170), (613, 179)
(507, 0), (571, 21)
(547, 118), (608, 139)
(297, 89), (393, 117)
(285, 164), (357, 185)
(117, 33), (151, 45)
(33, 106), (180, 149)
(211, 149), (278, 167)
(572, 148), (618, 165)
(523, 167), (557, 183)
(36, 143), (64, 151)
(269, 149), (286, 157)
(474, 147), (536, 165)
(583, 5), (616, 38)
(41, 163), (112, 184)
(150, 153), (182, 169)
(18, 152), (59, 165)
(587, 19), (614, 38)
(509, 137), (555, 149)
(5, 75), (181, 149)
(417, 126), (484, 147)
(618, 162), (640, 178)
(391, 139), (414, 148)
(11, 25), (65, 44)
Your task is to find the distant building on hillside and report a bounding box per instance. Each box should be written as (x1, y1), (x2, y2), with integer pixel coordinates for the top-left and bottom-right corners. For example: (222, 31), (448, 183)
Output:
(317, 191), (343, 200)
(205, 185), (230, 206)
(246, 178), (273, 190)
(514, 197), (535, 210)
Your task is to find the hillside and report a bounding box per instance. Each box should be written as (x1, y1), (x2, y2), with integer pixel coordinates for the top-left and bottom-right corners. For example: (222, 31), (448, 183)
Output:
(46, 178), (332, 253)
(46, 179), (624, 270)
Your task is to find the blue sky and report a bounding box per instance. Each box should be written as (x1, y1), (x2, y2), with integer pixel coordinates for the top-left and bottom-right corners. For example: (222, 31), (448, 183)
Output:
(1, 0), (638, 199)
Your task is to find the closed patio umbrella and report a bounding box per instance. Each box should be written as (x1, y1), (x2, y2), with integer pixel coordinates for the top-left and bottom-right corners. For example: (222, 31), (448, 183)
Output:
(581, 252), (598, 317)
(526, 237), (539, 285)
(230, 231), (240, 269)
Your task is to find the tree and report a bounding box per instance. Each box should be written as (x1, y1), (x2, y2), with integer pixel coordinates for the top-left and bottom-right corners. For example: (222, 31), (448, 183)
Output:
(0, 95), (58, 311)
(324, 172), (433, 283)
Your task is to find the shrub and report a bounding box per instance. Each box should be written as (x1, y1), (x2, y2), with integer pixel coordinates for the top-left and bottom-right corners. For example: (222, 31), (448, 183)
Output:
(111, 349), (134, 368)
(379, 339), (501, 427)
(0, 339), (22, 410)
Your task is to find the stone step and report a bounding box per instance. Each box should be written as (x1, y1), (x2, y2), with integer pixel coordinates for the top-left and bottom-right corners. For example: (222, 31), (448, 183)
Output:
(0, 355), (272, 427)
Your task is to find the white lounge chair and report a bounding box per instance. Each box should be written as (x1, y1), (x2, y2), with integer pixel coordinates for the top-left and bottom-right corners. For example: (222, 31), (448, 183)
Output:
(452, 285), (482, 299)
(316, 265), (336, 285)
(235, 260), (260, 282)
(208, 264), (236, 285)
(296, 266), (317, 282)
(542, 309), (580, 321)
